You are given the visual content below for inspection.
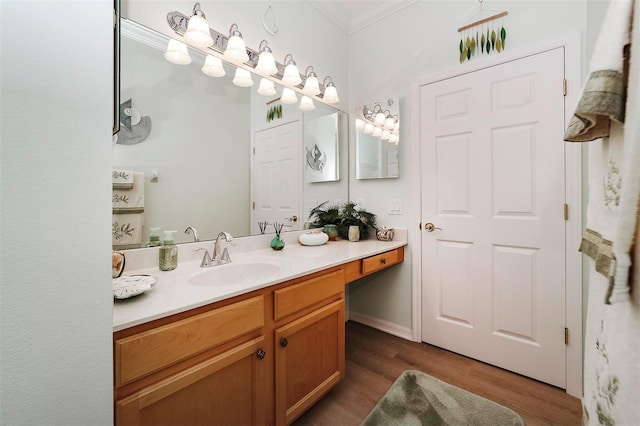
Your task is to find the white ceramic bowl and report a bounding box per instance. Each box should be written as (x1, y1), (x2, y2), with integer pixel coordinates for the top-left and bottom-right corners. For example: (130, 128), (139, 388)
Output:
(299, 231), (329, 246)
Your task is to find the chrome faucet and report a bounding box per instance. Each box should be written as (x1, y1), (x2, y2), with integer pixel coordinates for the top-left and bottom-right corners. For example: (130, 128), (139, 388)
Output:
(195, 231), (233, 267)
(213, 231), (233, 260)
(184, 226), (199, 242)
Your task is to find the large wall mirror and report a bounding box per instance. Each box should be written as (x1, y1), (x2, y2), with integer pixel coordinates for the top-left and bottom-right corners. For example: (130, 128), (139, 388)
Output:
(354, 98), (399, 179)
(112, 18), (348, 247)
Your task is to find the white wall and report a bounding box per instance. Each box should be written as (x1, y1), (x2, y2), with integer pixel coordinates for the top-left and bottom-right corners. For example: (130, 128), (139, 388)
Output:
(0, 1), (113, 424)
(348, 1), (589, 331)
(114, 34), (251, 243)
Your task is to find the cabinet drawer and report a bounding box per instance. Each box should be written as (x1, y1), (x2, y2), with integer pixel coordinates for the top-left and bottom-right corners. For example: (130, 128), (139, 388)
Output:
(362, 248), (401, 275)
(274, 270), (344, 321)
(115, 295), (264, 387)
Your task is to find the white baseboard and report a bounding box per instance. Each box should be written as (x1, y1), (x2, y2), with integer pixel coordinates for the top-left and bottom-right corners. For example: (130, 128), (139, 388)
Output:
(348, 311), (413, 341)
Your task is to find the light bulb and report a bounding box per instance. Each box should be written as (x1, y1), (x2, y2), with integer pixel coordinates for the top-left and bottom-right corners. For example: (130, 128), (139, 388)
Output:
(355, 119), (365, 131)
(390, 134), (399, 144)
(280, 87), (298, 104)
(302, 68), (320, 96)
(385, 116), (395, 129)
(255, 42), (278, 75)
(372, 127), (382, 137)
(201, 55), (225, 77)
(224, 24), (249, 64)
(374, 112), (385, 126)
(163, 39), (191, 65)
(232, 68), (254, 87)
(282, 58), (302, 86)
(323, 84), (339, 104)
(299, 95), (315, 111)
(381, 130), (391, 140)
(257, 78), (276, 96)
(184, 14), (213, 48)
(364, 123), (374, 134)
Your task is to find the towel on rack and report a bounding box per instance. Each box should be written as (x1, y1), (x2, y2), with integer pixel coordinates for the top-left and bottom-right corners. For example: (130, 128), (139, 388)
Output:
(577, 0), (638, 305)
(112, 172), (144, 214)
(564, 0), (633, 142)
(112, 213), (144, 250)
(112, 169), (135, 189)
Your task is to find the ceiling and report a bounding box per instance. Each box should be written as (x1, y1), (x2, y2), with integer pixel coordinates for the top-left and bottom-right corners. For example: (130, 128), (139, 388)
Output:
(308, 0), (419, 34)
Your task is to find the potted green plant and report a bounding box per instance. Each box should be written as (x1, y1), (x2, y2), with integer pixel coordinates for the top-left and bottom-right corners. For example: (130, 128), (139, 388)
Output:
(308, 201), (377, 239)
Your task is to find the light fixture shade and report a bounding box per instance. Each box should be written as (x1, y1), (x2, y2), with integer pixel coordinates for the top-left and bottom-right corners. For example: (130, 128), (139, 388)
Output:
(282, 63), (302, 86)
(355, 119), (365, 131)
(164, 39), (191, 65)
(257, 78), (276, 96)
(381, 130), (391, 140)
(364, 123), (375, 134)
(323, 84), (339, 104)
(232, 68), (254, 87)
(394, 120), (400, 131)
(390, 134), (399, 144)
(303, 75), (320, 96)
(224, 35), (249, 64)
(184, 14), (213, 48)
(374, 112), (385, 126)
(280, 87), (298, 104)
(202, 55), (225, 77)
(256, 50), (278, 75)
(372, 127), (383, 137)
(385, 117), (395, 129)
(299, 95), (315, 111)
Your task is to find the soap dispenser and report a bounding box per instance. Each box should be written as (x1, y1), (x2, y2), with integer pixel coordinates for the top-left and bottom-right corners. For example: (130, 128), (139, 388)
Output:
(159, 230), (178, 271)
(146, 227), (162, 247)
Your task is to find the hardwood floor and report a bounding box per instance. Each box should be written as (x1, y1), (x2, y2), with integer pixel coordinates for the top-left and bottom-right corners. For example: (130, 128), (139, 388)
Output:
(293, 321), (582, 426)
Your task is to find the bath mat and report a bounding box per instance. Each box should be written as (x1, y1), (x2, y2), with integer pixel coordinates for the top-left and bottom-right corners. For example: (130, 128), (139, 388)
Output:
(362, 370), (524, 426)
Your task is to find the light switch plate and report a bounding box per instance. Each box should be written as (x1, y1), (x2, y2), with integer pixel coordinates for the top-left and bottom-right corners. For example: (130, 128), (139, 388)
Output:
(388, 199), (403, 215)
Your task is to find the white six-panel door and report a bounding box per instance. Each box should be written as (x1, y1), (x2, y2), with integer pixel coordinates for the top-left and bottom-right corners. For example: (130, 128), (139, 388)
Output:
(251, 121), (302, 235)
(420, 48), (567, 387)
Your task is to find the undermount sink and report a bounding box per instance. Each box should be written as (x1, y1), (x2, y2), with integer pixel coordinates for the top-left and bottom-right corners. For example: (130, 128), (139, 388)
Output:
(188, 260), (284, 287)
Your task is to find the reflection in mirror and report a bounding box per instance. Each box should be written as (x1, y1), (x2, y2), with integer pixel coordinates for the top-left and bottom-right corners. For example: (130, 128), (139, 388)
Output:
(112, 18), (348, 247)
(354, 98), (399, 179)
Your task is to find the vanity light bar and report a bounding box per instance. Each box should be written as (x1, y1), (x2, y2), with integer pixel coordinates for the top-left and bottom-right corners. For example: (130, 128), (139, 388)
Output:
(166, 10), (332, 101)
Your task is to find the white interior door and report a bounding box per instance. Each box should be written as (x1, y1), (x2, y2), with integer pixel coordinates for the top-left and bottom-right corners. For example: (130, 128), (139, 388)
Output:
(420, 48), (567, 388)
(251, 121), (302, 235)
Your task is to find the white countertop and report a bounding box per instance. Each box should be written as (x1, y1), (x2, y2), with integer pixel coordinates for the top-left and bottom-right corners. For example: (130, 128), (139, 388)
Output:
(113, 231), (407, 332)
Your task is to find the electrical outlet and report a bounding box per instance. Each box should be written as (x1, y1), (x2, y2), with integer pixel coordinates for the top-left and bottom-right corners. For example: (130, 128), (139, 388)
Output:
(388, 199), (403, 215)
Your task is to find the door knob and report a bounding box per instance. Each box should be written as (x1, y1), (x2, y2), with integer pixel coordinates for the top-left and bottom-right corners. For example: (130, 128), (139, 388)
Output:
(424, 222), (442, 232)
(285, 215), (298, 222)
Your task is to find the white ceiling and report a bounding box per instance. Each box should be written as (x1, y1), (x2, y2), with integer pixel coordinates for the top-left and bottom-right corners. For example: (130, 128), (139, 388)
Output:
(308, 0), (419, 34)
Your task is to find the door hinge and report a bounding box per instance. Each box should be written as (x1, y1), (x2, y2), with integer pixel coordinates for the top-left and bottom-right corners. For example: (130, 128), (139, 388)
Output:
(253, 147), (255, 155)
(563, 79), (567, 96)
(564, 203), (569, 221)
(419, 222), (422, 230)
(252, 201), (255, 210)
(564, 327), (569, 345)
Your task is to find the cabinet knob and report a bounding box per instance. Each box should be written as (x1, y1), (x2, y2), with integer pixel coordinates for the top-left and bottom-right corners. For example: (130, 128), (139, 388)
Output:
(256, 349), (266, 360)
(279, 337), (288, 348)
(380, 258), (387, 265)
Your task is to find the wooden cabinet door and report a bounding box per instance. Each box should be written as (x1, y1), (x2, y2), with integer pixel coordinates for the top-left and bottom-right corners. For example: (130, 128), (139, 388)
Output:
(275, 300), (345, 425)
(116, 336), (268, 426)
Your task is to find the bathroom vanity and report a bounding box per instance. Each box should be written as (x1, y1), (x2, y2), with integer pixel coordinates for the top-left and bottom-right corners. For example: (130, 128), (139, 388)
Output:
(113, 234), (405, 425)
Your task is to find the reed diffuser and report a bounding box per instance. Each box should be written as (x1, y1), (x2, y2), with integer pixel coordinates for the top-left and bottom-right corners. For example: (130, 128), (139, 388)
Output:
(270, 222), (285, 250)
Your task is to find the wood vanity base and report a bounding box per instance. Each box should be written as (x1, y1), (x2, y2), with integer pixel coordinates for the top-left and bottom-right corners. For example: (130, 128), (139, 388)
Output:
(113, 246), (403, 426)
